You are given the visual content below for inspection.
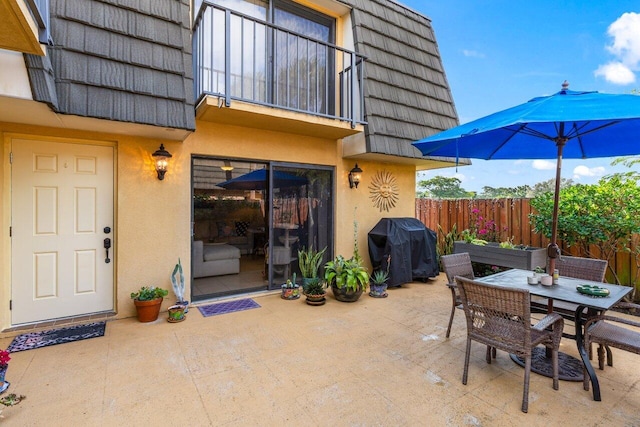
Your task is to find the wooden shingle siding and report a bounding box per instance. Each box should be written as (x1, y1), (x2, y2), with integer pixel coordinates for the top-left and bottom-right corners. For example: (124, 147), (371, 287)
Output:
(26, 0), (194, 131)
(344, 0), (458, 159)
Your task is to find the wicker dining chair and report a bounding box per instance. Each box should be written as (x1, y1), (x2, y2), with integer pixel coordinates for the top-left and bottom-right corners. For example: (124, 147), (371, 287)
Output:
(530, 256), (609, 360)
(440, 253), (474, 338)
(554, 255), (608, 282)
(583, 301), (640, 392)
(531, 256), (608, 322)
(456, 276), (564, 413)
(531, 255), (608, 312)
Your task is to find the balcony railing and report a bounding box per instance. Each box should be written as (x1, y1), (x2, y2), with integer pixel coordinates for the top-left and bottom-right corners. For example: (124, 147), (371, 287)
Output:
(193, 2), (366, 128)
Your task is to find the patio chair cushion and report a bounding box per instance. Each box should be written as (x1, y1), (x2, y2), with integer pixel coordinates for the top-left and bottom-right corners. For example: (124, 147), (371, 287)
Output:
(583, 302), (640, 391)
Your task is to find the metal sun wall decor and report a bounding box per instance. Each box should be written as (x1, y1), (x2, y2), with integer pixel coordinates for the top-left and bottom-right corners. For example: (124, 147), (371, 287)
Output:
(369, 170), (399, 212)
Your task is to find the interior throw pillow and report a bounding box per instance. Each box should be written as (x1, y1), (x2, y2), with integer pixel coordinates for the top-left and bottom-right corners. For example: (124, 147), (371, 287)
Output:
(235, 221), (249, 237)
(217, 221), (232, 237)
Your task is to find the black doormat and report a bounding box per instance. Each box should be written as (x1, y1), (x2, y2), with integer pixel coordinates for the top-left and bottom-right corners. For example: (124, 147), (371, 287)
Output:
(7, 322), (106, 353)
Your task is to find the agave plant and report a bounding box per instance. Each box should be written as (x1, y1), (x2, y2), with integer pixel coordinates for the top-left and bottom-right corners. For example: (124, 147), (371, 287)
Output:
(304, 279), (326, 296)
(370, 269), (389, 286)
(371, 254), (391, 285)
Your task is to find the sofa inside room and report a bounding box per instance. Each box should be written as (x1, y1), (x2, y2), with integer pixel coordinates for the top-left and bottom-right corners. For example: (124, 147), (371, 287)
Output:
(192, 240), (241, 278)
(193, 199), (264, 255)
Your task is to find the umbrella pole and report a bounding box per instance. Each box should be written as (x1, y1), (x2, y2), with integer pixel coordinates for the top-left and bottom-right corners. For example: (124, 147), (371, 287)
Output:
(548, 138), (566, 275)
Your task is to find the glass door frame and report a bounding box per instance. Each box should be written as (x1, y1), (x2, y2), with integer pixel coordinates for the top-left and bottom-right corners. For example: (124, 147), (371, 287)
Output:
(266, 161), (335, 290)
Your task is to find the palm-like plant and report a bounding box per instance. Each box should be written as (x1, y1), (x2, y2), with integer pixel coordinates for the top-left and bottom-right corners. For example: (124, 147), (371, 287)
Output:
(324, 255), (369, 292)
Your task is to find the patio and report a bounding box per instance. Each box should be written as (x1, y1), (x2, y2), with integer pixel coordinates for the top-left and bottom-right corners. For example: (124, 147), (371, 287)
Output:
(1, 275), (638, 425)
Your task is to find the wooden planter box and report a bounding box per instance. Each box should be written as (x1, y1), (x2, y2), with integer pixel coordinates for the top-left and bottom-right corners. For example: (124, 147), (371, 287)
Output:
(453, 241), (547, 271)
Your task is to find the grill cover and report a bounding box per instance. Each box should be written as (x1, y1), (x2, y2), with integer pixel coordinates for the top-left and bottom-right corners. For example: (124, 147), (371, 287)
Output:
(367, 218), (438, 287)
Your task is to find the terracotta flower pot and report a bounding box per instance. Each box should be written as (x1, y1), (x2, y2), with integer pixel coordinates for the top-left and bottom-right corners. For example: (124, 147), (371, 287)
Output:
(133, 297), (163, 322)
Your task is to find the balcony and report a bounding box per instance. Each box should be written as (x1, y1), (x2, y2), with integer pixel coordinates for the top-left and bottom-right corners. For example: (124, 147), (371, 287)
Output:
(193, 2), (366, 139)
(0, 0), (49, 55)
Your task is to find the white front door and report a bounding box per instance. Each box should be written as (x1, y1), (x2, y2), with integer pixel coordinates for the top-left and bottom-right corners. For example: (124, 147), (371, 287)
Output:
(11, 138), (115, 324)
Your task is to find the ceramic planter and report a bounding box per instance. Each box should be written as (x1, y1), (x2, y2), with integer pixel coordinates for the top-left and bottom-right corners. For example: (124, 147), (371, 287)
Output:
(331, 284), (364, 302)
(369, 283), (388, 298)
(167, 305), (186, 323)
(305, 292), (327, 306)
(133, 297), (163, 322)
(176, 300), (189, 313)
(0, 364), (8, 393)
(453, 241), (546, 270)
(281, 285), (301, 300)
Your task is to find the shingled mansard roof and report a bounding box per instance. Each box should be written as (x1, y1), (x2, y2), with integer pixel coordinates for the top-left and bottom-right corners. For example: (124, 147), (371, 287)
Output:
(344, 0), (459, 159)
(22, 0), (454, 145)
(25, 0), (195, 131)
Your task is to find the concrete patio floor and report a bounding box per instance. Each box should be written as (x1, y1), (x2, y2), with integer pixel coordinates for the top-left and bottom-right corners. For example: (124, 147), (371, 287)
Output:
(1, 275), (639, 426)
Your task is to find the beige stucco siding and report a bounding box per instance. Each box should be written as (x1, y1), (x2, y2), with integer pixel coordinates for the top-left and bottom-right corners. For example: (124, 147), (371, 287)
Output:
(0, 120), (418, 329)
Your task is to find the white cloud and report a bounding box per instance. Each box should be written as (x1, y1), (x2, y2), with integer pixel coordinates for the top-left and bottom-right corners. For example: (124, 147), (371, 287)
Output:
(572, 165), (606, 179)
(462, 49), (485, 58)
(607, 12), (640, 65)
(594, 62), (636, 85)
(595, 12), (640, 85)
(532, 160), (556, 170)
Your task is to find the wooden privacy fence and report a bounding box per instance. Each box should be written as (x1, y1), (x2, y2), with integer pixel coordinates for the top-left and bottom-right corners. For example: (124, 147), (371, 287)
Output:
(415, 198), (638, 293)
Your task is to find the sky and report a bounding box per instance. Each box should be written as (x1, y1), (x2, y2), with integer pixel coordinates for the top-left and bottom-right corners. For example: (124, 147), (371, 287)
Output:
(401, 0), (640, 193)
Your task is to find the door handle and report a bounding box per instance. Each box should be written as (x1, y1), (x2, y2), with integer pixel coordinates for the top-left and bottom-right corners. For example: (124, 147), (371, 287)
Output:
(104, 238), (111, 263)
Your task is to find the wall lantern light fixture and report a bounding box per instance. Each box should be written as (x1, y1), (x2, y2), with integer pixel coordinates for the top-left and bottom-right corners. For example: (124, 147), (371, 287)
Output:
(152, 144), (172, 180)
(220, 161), (234, 171)
(348, 163), (363, 189)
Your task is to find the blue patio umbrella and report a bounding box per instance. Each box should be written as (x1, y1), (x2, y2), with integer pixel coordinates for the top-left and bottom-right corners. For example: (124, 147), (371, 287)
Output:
(413, 82), (640, 272)
(217, 168), (308, 190)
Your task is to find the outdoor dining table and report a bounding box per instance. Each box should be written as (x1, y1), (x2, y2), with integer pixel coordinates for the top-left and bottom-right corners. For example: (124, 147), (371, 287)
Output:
(475, 268), (632, 401)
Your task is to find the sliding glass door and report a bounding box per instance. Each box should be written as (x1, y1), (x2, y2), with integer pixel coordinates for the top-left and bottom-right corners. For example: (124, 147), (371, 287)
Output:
(191, 157), (333, 299)
(267, 163), (333, 289)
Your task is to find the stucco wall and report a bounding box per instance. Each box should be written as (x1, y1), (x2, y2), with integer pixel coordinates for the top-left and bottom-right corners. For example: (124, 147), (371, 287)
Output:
(335, 160), (417, 260)
(0, 120), (417, 329)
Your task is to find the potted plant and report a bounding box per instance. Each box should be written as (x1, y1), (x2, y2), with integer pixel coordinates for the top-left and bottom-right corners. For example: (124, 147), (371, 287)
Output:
(304, 277), (327, 305)
(281, 273), (300, 300)
(324, 255), (368, 302)
(0, 349), (10, 393)
(298, 245), (327, 292)
(130, 286), (168, 322)
(168, 258), (188, 322)
(369, 255), (390, 298)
